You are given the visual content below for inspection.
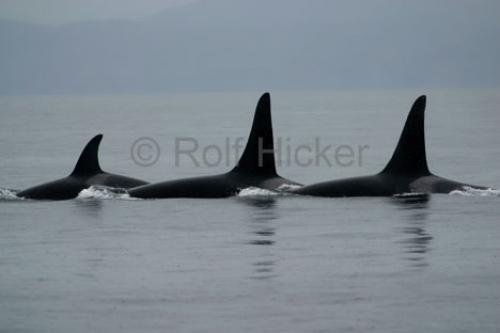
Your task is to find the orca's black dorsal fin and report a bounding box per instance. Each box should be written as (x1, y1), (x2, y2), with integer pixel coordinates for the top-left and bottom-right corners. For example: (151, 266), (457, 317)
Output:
(70, 134), (104, 176)
(231, 93), (277, 176)
(380, 95), (431, 176)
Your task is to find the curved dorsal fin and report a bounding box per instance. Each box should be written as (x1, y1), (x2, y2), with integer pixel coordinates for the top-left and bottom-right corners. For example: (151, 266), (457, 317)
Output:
(70, 134), (104, 176)
(381, 95), (430, 176)
(231, 93), (277, 176)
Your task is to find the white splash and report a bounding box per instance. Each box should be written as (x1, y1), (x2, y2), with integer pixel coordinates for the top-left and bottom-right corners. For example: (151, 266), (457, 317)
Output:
(0, 188), (23, 201)
(449, 186), (500, 197)
(276, 183), (303, 192)
(238, 187), (279, 197)
(77, 186), (136, 200)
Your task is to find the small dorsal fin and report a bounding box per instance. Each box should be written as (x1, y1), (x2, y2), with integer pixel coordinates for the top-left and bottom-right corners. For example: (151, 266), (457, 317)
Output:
(70, 134), (104, 176)
(380, 95), (430, 176)
(231, 93), (277, 175)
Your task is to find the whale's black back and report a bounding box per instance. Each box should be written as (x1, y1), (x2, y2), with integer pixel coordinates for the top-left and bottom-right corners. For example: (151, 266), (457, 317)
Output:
(294, 95), (487, 197)
(18, 135), (148, 200)
(128, 93), (301, 199)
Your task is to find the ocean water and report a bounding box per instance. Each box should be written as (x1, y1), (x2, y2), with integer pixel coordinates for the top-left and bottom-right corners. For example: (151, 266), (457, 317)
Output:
(1, 90), (500, 332)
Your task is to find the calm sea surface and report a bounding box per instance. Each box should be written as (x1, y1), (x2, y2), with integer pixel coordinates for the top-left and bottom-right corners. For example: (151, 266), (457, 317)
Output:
(1, 90), (500, 332)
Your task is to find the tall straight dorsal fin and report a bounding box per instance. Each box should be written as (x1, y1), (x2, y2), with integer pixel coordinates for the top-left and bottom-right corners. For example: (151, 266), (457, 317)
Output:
(381, 95), (430, 176)
(70, 134), (104, 176)
(231, 93), (277, 175)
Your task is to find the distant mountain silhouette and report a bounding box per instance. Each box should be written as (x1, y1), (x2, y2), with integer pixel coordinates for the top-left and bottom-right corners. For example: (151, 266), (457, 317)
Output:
(1, 0), (499, 94)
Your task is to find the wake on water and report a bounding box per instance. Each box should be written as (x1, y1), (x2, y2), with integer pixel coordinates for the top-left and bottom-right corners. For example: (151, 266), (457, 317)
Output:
(0, 185), (297, 201)
(76, 186), (136, 200)
(237, 184), (303, 198)
(78, 184), (304, 200)
(78, 185), (301, 200)
(1, 185), (498, 201)
(276, 183), (303, 192)
(0, 188), (22, 201)
(237, 187), (280, 198)
(449, 186), (500, 197)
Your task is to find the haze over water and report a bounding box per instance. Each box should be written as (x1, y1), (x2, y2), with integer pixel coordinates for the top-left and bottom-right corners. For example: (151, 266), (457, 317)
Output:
(1, 90), (499, 332)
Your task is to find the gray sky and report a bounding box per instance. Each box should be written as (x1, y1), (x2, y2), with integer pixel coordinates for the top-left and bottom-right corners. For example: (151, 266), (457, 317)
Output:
(0, 0), (499, 94)
(0, 0), (197, 24)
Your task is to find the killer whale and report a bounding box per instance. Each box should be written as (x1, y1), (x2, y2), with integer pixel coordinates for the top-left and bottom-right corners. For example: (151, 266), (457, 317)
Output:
(18, 135), (148, 200)
(294, 95), (488, 197)
(129, 93), (301, 199)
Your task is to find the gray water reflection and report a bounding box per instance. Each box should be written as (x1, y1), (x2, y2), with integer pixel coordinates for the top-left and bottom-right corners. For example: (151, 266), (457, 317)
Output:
(238, 197), (279, 280)
(391, 195), (433, 268)
(71, 199), (104, 220)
